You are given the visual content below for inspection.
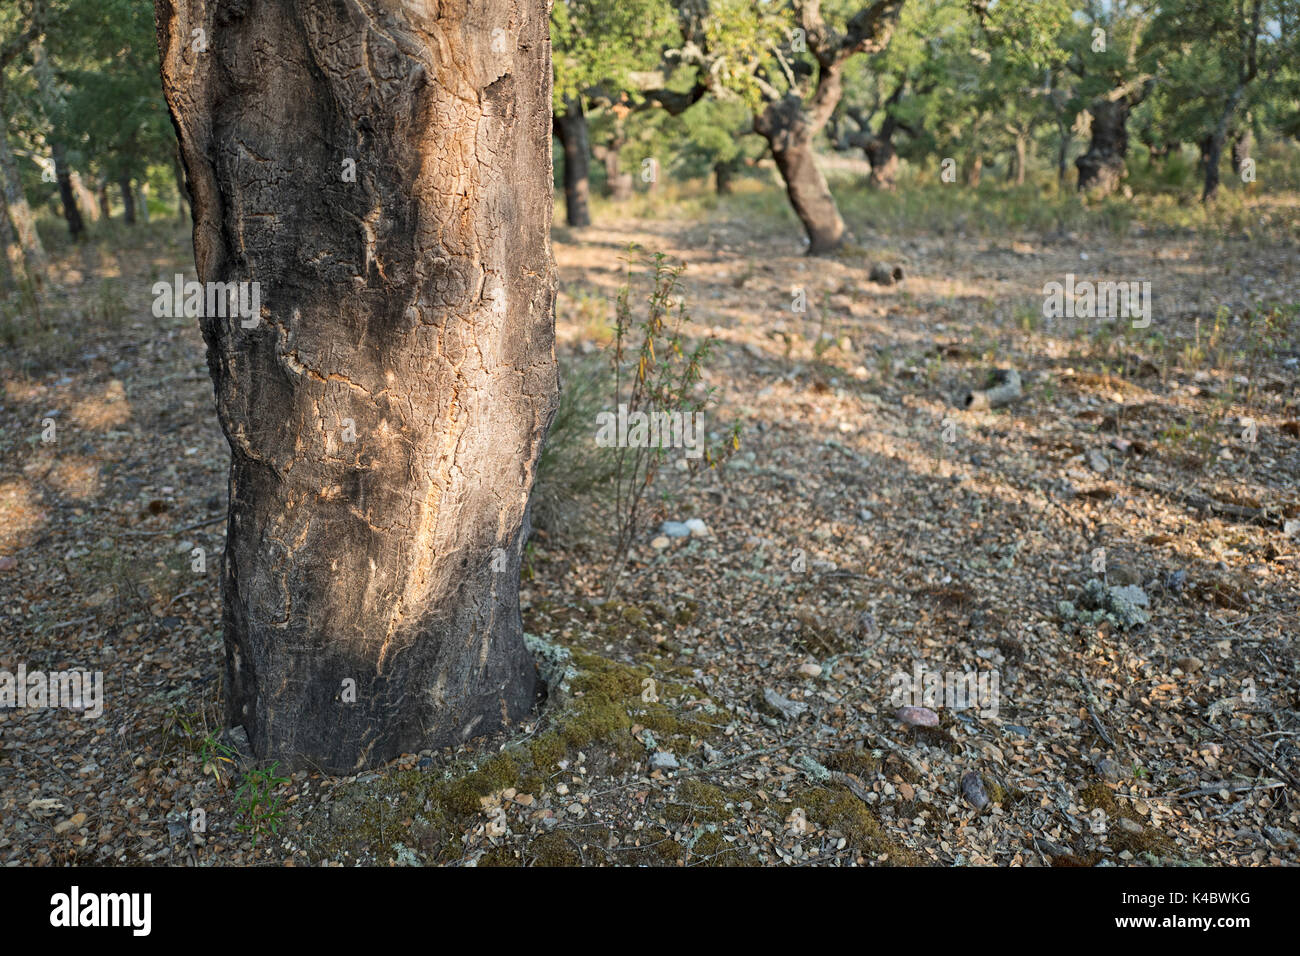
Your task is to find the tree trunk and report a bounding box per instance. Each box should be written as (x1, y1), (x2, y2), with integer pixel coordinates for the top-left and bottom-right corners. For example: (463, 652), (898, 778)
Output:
(96, 178), (111, 219)
(1011, 132), (1027, 185)
(1055, 118), (1070, 190)
(72, 171), (99, 223)
(714, 159), (737, 195)
(118, 174), (136, 224)
(1201, 133), (1224, 202)
(756, 94), (845, 254)
(33, 40), (85, 239)
(594, 128), (632, 201)
(0, 107), (47, 285)
(1231, 129), (1252, 184)
(553, 94), (591, 227)
(963, 153), (983, 188)
(51, 146), (84, 238)
(156, 0), (557, 772)
(1076, 98), (1131, 196)
(137, 181), (150, 223)
(172, 146), (190, 221)
(865, 135), (899, 190)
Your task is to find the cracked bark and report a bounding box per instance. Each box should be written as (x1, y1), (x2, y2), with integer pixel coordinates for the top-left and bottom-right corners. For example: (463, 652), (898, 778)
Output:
(155, 0), (557, 772)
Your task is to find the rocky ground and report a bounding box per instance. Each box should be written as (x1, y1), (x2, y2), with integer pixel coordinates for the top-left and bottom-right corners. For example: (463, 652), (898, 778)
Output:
(1, 190), (1298, 866)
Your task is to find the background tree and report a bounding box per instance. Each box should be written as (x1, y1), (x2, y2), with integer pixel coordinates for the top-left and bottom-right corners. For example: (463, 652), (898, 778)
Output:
(0, 0), (46, 286)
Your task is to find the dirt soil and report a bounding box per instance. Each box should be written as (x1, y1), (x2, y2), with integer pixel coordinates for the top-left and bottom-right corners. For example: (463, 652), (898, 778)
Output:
(2, 203), (1298, 866)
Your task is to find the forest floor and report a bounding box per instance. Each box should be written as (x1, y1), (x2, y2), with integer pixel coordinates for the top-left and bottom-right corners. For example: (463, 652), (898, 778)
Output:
(2, 182), (1298, 866)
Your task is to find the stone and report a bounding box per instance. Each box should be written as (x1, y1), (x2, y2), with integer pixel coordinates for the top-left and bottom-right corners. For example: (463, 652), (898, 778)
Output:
(760, 688), (809, 721)
(960, 772), (989, 810)
(898, 706), (940, 727)
(649, 751), (679, 771)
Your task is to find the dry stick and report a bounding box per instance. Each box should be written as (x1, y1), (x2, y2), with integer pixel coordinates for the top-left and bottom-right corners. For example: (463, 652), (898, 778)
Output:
(1161, 780), (1284, 801)
(1128, 475), (1279, 527)
(1077, 671), (1117, 749)
(117, 514), (227, 538)
(1194, 714), (1300, 795)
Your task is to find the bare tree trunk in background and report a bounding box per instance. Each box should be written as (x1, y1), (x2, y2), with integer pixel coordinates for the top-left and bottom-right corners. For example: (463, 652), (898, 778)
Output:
(1231, 128), (1252, 185)
(592, 114), (633, 201)
(756, 92), (847, 254)
(1076, 98), (1130, 195)
(96, 177), (111, 219)
(1010, 130), (1027, 185)
(1076, 76), (1152, 197)
(137, 181), (150, 223)
(118, 174), (135, 224)
(553, 94), (591, 227)
(714, 158), (739, 195)
(1055, 118), (1070, 190)
(155, 0), (557, 772)
(0, 99), (47, 285)
(32, 38), (84, 239)
(72, 171), (99, 223)
(750, 0), (905, 254)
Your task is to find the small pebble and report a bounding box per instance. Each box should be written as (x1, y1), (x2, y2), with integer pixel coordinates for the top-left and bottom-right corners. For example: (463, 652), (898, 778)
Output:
(898, 706), (940, 727)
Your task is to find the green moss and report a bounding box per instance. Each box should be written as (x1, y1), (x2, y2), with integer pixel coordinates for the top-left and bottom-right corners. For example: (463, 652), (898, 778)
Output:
(673, 601), (700, 626)
(526, 831), (583, 866)
(1110, 825), (1175, 858)
(479, 845), (522, 867)
(686, 826), (754, 866)
(823, 747), (881, 779)
(1080, 783), (1176, 860)
(1080, 782), (1121, 818)
(799, 785), (924, 865)
(664, 779), (747, 824)
(297, 636), (732, 866)
(438, 754), (521, 815)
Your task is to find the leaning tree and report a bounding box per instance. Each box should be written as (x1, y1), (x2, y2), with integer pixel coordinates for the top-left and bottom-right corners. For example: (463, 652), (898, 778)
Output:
(155, 0), (558, 772)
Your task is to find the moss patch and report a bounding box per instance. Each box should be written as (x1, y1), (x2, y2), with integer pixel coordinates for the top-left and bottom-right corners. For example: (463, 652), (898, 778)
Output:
(798, 784), (923, 865)
(297, 636), (731, 866)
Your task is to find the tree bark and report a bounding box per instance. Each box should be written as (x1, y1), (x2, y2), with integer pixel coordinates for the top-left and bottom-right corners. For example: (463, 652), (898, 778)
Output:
(155, 0), (557, 772)
(1201, 133), (1223, 202)
(1055, 118), (1070, 189)
(172, 145), (190, 221)
(0, 101), (47, 284)
(32, 39), (84, 239)
(118, 173), (136, 224)
(1076, 97), (1131, 196)
(96, 177), (111, 219)
(714, 158), (737, 195)
(593, 122), (632, 201)
(756, 93), (845, 254)
(1230, 129), (1252, 184)
(864, 134), (898, 190)
(137, 181), (151, 223)
(71, 171), (99, 223)
(553, 94), (591, 227)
